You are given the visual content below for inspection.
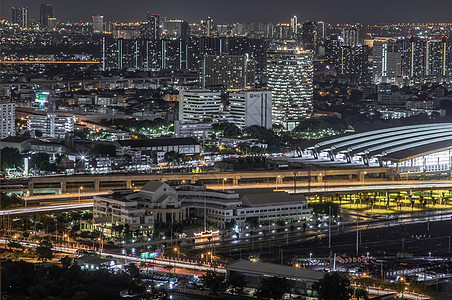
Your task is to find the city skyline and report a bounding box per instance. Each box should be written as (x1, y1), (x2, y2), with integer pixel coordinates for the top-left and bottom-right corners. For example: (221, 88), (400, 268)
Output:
(4, 0), (452, 24)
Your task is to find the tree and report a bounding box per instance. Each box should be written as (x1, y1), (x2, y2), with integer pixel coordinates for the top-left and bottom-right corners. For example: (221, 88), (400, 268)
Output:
(245, 216), (259, 229)
(201, 270), (226, 294)
(255, 276), (290, 300)
(60, 255), (72, 268)
(30, 152), (56, 172)
(226, 273), (245, 295)
(126, 263), (140, 278)
(1, 147), (24, 171)
(315, 272), (353, 300)
(36, 240), (54, 262)
(164, 151), (181, 164)
(354, 288), (369, 300)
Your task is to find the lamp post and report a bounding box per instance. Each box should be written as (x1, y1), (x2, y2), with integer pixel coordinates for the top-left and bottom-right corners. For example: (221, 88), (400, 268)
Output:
(78, 186), (84, 203)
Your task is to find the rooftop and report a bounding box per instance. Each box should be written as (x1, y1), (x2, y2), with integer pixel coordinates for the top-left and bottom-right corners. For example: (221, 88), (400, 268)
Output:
(118, 137), (200, 148)
(238, 189), (306, 206)
(226, 259), (324, 281)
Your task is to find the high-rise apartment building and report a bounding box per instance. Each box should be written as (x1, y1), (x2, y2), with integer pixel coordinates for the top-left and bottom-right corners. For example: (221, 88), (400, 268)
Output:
(164, 20), (190, 39)
(12, 6), (29, 28)
(228, 91), (272, 129)
(200, 17), (217, 37)
(39, 4), (54, 29)
(372, 40), (402, 84)
(200, 54), (255, 91)
(27, 114), (74, 139)
(92, 15), (104, 33)
(0, 103), (15, 139)
(179, 89), (222, 122)
(341, 26), (360, 46)
(267, 48), (314, 130)
(141, 12), (160, 40)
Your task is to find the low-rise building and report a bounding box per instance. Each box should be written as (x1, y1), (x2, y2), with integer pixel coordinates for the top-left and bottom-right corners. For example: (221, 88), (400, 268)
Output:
(226, 259), (322, 299)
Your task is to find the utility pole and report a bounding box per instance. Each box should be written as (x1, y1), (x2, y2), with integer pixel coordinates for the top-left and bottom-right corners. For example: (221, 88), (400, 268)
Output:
(328, 206), (332, 249)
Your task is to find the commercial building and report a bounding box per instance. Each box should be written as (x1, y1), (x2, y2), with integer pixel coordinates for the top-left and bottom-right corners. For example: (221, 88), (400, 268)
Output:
(92, 15), (104, 33)
(267, 47), (314, 130)
(302, 21), (317, 51)
(0, 102), (15, 139)
(199, 54), (255, 91)
(142, 12), (160, 40)
(199, 17), (217, 37)
(226, 260), (322, 299)
(27, 114), (74, 139)
(179, 89), (222, 122)
(228, 90), (272, 129)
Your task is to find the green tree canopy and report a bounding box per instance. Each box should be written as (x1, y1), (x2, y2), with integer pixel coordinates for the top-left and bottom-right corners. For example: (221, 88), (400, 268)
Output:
(315, 272), (353, 300)
(255, 276), (290, 300)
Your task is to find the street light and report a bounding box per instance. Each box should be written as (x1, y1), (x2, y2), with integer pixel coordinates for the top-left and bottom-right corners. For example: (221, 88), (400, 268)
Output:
(78, 186), (84, 202)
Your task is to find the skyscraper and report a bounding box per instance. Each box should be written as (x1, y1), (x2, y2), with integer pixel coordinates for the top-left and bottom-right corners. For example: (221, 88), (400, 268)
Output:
(267, 47), (314, 130)
(290, 15), (298, 37)
(40, 4), (54, 29)
(141, 12), (160, 40)
(92, 15), (104, 33)
(199, 54), (255, 91)
(302, 21), (318, 51)
(341, 26), (359, 46)
(200, 17), (217, 37)
(372, 40), (402, 84)
(12, 6), (29, 28)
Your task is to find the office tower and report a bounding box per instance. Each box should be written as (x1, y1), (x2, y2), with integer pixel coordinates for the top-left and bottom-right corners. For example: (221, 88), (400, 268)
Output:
(341, 26), (359, 46)
(372, 40), (402, 84)
(338, 45), (370, 82)
(92, 15), (104, 33)
(317, 21), (326, 42)
(200, 54), (255, 91)
(27, 114), (74, 139)
(141, 12), (160, 40)
(0, 103), (15, 139)
(302, 21), (318, 51)
(267, 47), (314, 130)
(228, 91), (272, 129)
(200, 17), (217, 37)
(12, 6), (29, 28)
(179, 90), (222, 122)
(325, 34), (342, 69)
(164, 20), (190, 39)
(290, 15), (298, 36)
(40, 4), (54, 29)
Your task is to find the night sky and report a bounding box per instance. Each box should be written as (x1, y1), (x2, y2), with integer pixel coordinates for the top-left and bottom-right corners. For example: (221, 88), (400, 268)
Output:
(2, 0), (452, 24)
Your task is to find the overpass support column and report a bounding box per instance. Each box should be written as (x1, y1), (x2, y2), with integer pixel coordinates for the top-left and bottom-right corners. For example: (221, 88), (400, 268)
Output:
(28, 181), (34, 196)
(233, 176), (240, 186)
(348, 174), (353, 181)
(126, 179), (132, 189)
(190, 176), (198, 184)
(94, 180), (100, 192)
(358, 171), (365, 182)
(61, 181), (67, 194)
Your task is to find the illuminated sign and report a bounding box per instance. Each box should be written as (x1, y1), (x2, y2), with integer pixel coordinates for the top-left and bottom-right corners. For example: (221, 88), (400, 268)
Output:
(35, 92), (49, 103)
(140, 251), (160, 259)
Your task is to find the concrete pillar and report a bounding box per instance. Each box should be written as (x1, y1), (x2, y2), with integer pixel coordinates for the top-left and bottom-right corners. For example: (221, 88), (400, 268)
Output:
(126, 179), (132, 189)
(316, 176), (322, 183)
(348, 174), (353, 181)
(94, 180), (100, 192)
(28, 181), (34, 196)
(61, 181), (67, 194)
(233, 176), (240, 186)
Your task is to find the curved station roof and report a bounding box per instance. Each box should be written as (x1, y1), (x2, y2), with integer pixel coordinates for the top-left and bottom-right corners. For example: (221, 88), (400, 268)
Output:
(297, 123), (452, 165)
